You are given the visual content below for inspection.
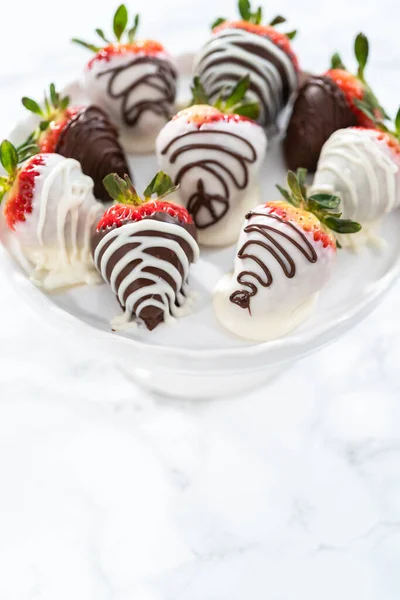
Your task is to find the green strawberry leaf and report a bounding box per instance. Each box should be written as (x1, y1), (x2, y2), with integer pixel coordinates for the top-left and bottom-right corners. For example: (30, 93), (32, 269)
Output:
(190, 76), (209, 105)
(253, 6), (262, 24)
(71, 38), (101, 53)
(21, 97), (43, 116)
(144, 171), (177, 199)
(269, 15), (286, 26)
(49, 83), (59, 108)
(276, 184), (293, 205)
(0, 140), (18, 176)
(296, 168), (307, 197)
(395, 107), (400, 135)
(113, 4), (128, 41)
(232, 102), (259, 120)
(287, 170), (303, 202)
(224, 75), (250, 109)
(238, 0), (251, 20)
(211, 17), (226, 29)
(354, 32), (369, 81)
(213, 86), (229, 110)
(95, 28), (111, 44)
(286, 30), (297, 40)
(103, 173), (131, 203)
(277, 170), (362, 238)
(330, 52), (346, 70)
(60, 96), (70, 111)
(128, 14), (140, 42)
(353, 98), (378, 124)
(323, 216), (361, 234)
(308, 193), (341, 210)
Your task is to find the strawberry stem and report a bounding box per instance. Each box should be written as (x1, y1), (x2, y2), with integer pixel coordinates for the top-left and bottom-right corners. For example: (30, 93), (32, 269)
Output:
(190, 75), (260, 121)
(22, 84), (70, 144)
(72, 5), (140, 52)
(211, 0), (294, 37)
(103, 171), (178, 205)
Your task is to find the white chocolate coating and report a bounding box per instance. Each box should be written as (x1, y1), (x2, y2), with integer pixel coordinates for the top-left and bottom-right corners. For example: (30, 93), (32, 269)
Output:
(213, 204), (336, 341)
(156, 115), (267, 246)
(312, 128), (400, 224)
(93, 219), (200, 331)
(84, 50), (177, 154)
(0, 154), (103, 291)
(194, 27), (298, 128)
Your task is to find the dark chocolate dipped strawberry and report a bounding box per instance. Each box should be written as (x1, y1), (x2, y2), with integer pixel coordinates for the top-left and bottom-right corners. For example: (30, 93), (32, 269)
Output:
(21, 84), (130, 203)
(91, 172), (200, 331)
(72, 5), (177, 154)
(284, 33), (388, 172)
(193, 0), (299, 129)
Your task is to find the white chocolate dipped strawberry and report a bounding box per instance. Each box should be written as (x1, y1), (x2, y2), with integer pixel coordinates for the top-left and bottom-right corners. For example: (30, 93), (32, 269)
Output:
(193, 0), (299, 129)
(0, 140), (103, 290)
(156, 76), (267, 247)
(214, 170), (361, 341)
(91, 172), (199, 332)
(311, 109), (400, 244)
(73, 5), (177, 154)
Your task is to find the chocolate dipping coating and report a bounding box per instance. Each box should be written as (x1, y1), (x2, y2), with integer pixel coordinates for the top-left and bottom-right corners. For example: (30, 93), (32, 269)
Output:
(91, 212), (197, 331)
(55, 106), (131, 203)
(283, 75), (358, 172)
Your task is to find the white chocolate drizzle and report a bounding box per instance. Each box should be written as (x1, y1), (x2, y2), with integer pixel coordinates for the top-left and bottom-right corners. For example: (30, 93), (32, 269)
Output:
(93, 219), (199, 330)
(194, 28), (298, 127)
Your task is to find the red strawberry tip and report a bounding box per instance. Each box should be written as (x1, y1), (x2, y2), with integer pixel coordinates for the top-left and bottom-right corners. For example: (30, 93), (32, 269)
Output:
(96, 200), (192, 231)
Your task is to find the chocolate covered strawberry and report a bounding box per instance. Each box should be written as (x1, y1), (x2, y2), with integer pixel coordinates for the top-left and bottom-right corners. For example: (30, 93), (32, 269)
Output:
(0, 139), (103, 290)
(214, 169), (361, 341)
(284, 33), (387, 172)
(193, 0), (299, 128)
(73, 5), (177, 154)
(156, 76), (267, 247)
(312, 107), (400, 234)
(91, 172), (199, 331)
(21, 83), (130, 203)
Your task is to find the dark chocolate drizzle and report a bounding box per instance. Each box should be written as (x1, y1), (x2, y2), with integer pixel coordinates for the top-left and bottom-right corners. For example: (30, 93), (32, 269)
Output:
(91, 212), (197, 331)
(97, 56), (177, 127)
(284, 75), (358, 172)
(196, 29), (298, 127)
(55, 105), (131, 203)
(229, 211), (317, 312)
(160, 129), (258, 229)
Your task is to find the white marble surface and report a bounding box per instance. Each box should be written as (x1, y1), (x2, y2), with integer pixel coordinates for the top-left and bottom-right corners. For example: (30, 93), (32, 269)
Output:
(1, 0), (400, 597)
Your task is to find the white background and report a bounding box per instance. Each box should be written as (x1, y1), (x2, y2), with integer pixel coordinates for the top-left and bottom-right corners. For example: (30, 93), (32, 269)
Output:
(1, 0), (400, 598)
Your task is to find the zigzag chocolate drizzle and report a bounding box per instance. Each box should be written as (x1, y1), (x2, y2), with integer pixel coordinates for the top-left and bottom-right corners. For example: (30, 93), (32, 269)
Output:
(160, 129), (258, 229)
(230, 210), (317, 312)
(97, 56), (177, 127)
